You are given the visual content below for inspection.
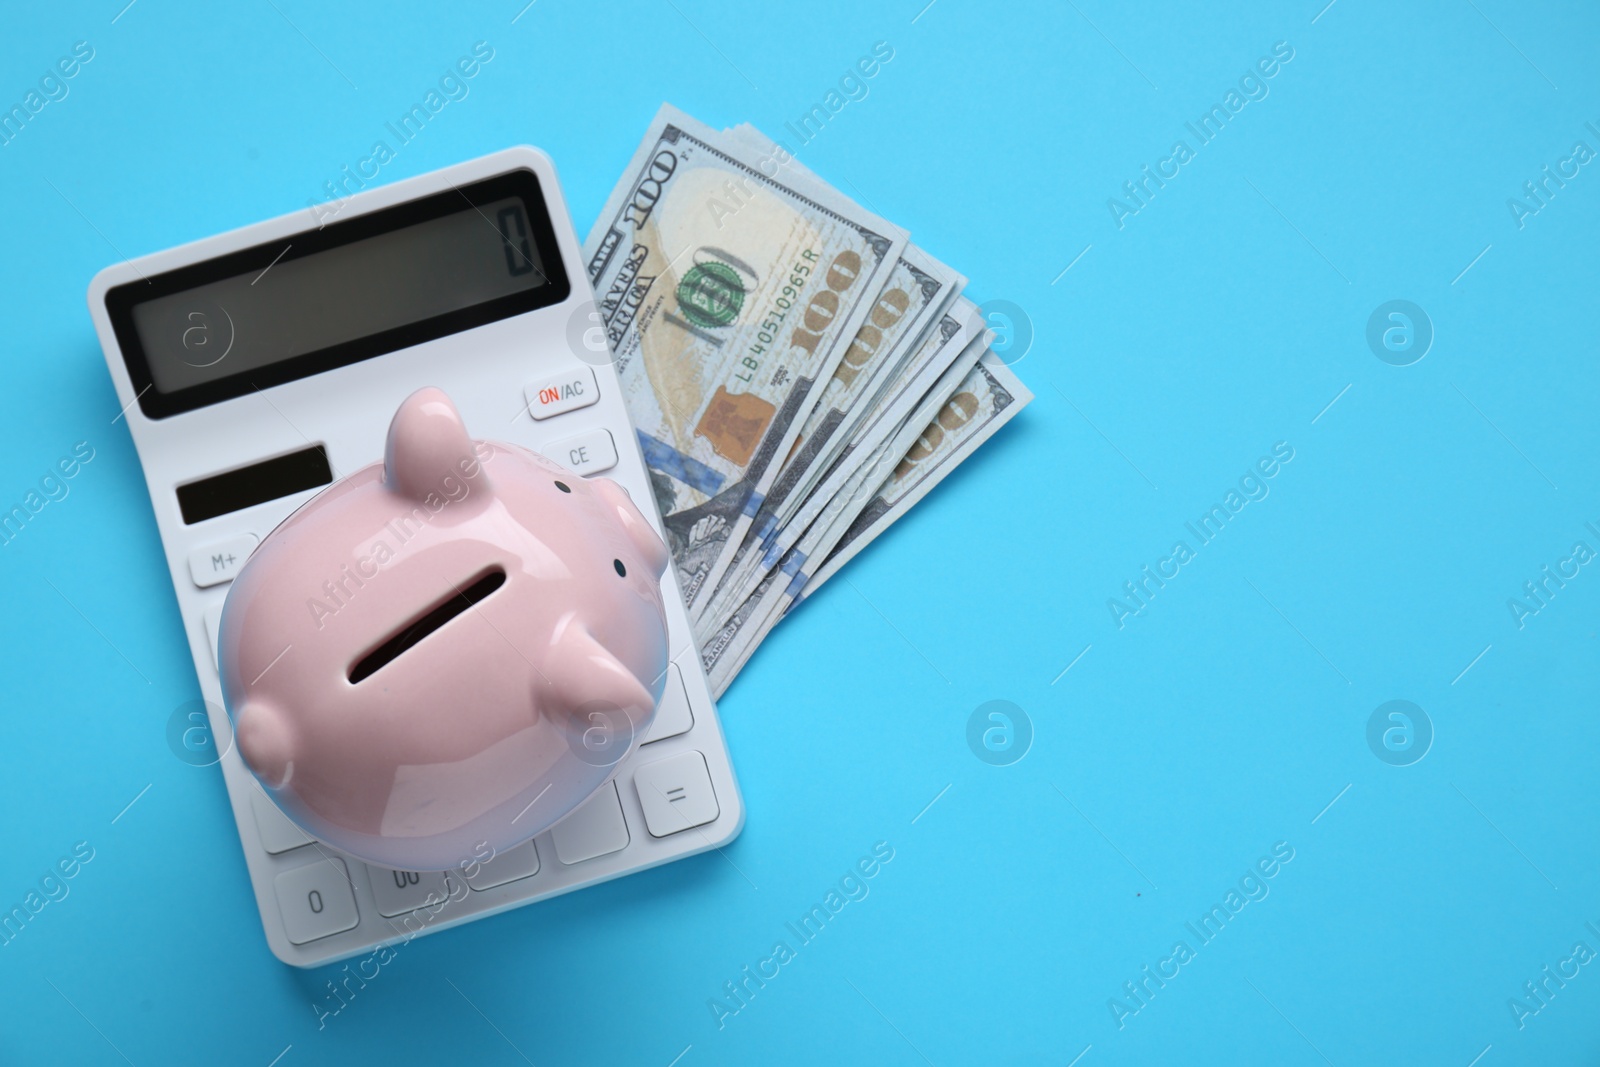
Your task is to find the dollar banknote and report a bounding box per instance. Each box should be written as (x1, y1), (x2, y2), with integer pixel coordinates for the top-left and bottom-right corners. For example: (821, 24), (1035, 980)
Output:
(802, 352), (1033, 600)
(717, 123), (965, 511)
(752, 300), (986, 576)
(681, 124), (963, 629)
(690, 249), (962, 633)
(705, 350), (1030, 695)
(586, 106), (1032, 693)
(692, 299), (985, 643)
(719, 125), (966, 516)
(700, 338), (991, 693)
(583, 104), (907, 612)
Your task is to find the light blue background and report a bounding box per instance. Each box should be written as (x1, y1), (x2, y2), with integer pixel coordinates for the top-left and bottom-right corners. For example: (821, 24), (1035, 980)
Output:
(2, 1), (1597, 1063)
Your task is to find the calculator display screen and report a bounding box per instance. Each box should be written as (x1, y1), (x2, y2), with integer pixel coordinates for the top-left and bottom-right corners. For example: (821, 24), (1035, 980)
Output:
(105, 170), (569, 419)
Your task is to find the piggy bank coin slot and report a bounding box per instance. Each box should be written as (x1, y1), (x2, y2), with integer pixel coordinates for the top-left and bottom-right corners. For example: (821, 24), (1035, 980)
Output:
(348, 566), (506, 684)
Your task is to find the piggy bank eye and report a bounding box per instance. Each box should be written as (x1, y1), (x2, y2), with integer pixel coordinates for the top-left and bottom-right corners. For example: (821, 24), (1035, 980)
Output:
(555, 480), (572, 493)
(613, 559), (626, 578)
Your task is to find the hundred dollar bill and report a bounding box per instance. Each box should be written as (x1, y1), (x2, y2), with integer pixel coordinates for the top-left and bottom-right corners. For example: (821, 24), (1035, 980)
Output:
(703, 344), (987, 692)
(583, 104), (907, 612)
(759, 246), (960, 530)
(699, 565), (782, 695)
(690, 246), (961, 629)
(719, 122), (965, 500)
(701, 339), (992, 693)
(802, 352), (1032, 601)
(707, 348), (1029, 694)
(692, 299), (984, 643)
(682, 124), (962, 625)
(752, 300), (984, 573)
(717, 124), (967, 514)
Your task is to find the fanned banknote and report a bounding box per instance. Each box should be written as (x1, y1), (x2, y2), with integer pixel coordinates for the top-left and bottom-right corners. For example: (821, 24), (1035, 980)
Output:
(701, 337), (990, 693)
(752, 301), (986, 577)
(706, 352), (1031, 695)
(803, 352), (1032, 600)
(690, 252), (964, 635)
(682, 124), (962, 629)
(583, 104), (907, 611)
(692, 298), (986, 641)
(719, 123), (965, 514)
(586, 107), (1031, 692)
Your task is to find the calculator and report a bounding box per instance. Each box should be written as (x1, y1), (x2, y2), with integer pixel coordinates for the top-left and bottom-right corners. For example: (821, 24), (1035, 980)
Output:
(86, 147), (744, 967)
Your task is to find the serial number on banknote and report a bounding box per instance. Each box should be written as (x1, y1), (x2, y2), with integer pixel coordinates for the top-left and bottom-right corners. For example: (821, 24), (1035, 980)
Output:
(742, 248), (818, 383)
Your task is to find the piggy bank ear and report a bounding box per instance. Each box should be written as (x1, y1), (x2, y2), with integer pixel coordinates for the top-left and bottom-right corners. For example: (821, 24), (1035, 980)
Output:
(385, 387), (486, 502)
(592, 478), (668, 578)
(236, 700), (295, 788)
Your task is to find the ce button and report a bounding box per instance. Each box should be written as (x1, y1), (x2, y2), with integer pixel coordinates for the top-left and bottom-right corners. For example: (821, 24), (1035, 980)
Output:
(541, 428), (617, 477)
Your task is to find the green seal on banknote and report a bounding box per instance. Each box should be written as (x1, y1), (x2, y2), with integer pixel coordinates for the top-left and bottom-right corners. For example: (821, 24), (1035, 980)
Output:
(675, 261), (746, 328)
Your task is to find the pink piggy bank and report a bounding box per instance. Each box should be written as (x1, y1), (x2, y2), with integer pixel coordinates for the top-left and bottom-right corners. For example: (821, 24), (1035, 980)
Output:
(217, 387), (670, 871)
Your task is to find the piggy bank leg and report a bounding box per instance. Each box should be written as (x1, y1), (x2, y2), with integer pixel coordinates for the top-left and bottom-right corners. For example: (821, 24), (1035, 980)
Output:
(538, 621), (656, 732)
(236, 700), (295, 788)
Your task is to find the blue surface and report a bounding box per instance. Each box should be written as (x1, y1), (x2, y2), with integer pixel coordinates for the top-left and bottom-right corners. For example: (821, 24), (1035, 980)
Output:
(2, 1), (1597, 1063)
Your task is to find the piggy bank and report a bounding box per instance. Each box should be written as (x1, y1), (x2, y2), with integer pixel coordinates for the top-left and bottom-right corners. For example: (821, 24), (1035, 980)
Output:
(217, 387), (670, 871)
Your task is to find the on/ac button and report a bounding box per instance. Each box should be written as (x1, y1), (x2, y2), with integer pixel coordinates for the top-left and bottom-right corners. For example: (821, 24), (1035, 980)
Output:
(525, 366), (599, 420)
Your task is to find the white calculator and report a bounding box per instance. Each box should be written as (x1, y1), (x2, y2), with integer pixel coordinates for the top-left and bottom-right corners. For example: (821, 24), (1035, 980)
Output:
(86, 147), (744, 967)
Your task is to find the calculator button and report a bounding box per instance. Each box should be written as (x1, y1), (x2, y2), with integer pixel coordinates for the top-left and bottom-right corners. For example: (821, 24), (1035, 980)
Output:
(275, 856), (359, 944)
(367, 866), (453, 917)
(633, 751), (719, 838)
(464, 840), (540, 891)
(204, 603), (223, 671)
(250, 789), (314, 855)
(552, 783), (630, 865)
(642, 663), (693, 744)
(542, 428), (617, 476)
(525, 366), (599, 420)
(188, 534), (257, 588)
